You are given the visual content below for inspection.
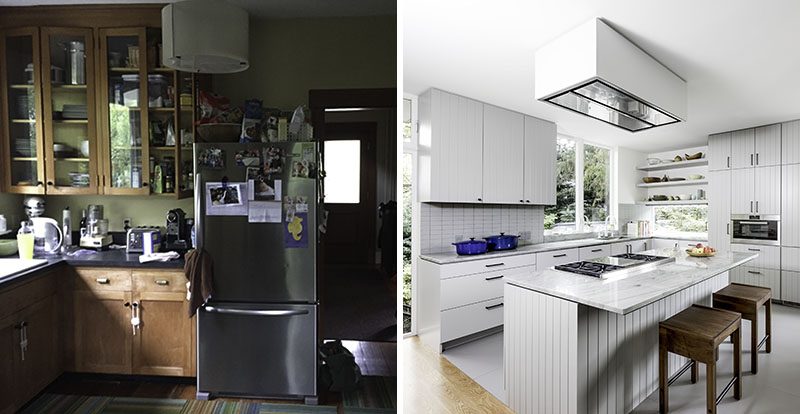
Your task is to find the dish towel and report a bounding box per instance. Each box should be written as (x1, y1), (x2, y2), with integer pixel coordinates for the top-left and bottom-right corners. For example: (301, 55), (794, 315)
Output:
(184, 248), (214, 317)
(138, 251), (180, 263)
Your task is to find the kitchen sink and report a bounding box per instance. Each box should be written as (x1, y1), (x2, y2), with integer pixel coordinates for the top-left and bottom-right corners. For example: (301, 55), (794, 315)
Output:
(0, 259), (48, 280)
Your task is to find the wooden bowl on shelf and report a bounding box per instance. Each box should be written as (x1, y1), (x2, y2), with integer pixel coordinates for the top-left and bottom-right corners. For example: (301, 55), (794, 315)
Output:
(642, 177), (661, 183)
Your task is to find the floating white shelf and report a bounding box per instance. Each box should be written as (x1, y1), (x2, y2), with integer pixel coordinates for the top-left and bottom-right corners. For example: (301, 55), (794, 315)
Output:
(636, 179), (708, 188)
(636, 200), (709, 206)
(636, 158), (708, 171)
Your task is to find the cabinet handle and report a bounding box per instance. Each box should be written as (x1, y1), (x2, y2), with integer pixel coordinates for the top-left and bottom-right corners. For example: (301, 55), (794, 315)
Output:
(591, 248), (603, 253)
(154, 279), (169, 286)
(526, 200), (530, 203)
(755, 201), (759, 213)
(553, 253), (567, 258)
(727, 223), (730, 235)
(485, 303), (504, 310)
(751, 153), (754, 166)
(485, 262), (505, 268)
(747, 270), (762, 275)
(750, 201), (753, 213)
(96, 278), (110, 284)
(756, 153), (759, 165)
(485, 275), (504, 281)
(727, 156), (730, 168)
(748, 248), (761, 252)
(477, 198), (482, 202)
(520, 199), (524, 203)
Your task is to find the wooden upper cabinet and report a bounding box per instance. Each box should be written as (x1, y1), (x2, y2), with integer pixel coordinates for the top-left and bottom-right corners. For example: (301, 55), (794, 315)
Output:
(98, 27), (151, 195)
(1, 27), (46, 193)
(40, 27), (99, 194)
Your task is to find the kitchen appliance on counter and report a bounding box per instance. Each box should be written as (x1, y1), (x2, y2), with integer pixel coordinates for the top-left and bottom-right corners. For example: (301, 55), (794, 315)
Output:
(194, 142), (318, 403)
(554, 253), (673, 278)
(79, 204), (112, 250)
(126, 227), (162, 253)
(731, 215), (780, 246)
(23, 196), (63, 255)
(164, 208), (191, 251)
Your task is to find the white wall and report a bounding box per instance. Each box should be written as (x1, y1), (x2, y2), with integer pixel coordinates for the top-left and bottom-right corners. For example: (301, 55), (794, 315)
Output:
(616, 147), (647, 204)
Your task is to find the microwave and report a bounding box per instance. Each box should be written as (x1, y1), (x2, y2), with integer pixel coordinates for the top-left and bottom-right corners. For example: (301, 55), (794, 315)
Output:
(731, 215), (780, 245)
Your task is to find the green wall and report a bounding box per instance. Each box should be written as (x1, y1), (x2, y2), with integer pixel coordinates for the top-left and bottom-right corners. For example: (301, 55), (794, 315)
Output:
(42, 195), (193, 231)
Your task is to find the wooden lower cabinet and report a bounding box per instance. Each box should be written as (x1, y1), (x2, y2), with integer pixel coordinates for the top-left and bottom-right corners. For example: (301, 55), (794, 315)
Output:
(132, 291), (193, 376)
(73, 290), (133, 374)
(16, 295), (60, 406)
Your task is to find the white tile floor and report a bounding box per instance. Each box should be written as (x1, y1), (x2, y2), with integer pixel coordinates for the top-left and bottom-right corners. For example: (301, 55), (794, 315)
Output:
(442, 303), (800, 412)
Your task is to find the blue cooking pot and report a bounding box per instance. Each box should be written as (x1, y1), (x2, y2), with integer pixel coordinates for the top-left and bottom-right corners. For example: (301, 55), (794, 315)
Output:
(484, 233), (519, 251)
(452, 238), (488, 255)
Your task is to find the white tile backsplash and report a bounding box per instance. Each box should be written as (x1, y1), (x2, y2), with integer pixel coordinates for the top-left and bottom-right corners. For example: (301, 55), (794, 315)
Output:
(420, 203), (544, 254)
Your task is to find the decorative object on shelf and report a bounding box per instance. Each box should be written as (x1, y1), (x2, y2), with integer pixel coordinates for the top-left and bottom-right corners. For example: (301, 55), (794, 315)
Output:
(687, 174), (704, 180)
(646, 158), (661, 165)
(651, 194), (669, 201)
(668, 177), (685, 181)
(685, 151), (704, 160)
(642, 176), (661, 183)
(672, 155), (683, 162)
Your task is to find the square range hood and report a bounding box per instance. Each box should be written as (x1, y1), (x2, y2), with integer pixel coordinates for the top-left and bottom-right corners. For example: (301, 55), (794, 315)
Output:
(535, 18), (686, 132)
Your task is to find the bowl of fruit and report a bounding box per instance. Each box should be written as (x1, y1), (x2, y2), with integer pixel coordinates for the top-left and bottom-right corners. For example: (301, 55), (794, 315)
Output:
(686, 243), (716, 257)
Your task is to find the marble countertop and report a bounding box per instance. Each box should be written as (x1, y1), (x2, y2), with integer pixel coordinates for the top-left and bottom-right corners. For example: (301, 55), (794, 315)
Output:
(505, 247), (757, 314)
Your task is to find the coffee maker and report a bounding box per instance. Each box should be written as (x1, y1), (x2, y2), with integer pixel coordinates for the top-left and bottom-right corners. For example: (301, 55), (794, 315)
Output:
(164, 208), (191, 251)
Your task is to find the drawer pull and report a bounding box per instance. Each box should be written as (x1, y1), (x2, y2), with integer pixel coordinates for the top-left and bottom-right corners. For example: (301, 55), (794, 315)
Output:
(95, 278), (110, 284)
(748, 248), (761, 252)
(591, 248), (603, 253)
(485, 303), (504, 310)
(747, 270), (762, 275)
(154, 279), (169, 286)
(553, 253), (567, 258)
(485, 263), (505, 268)
(485, 275), (504, 281)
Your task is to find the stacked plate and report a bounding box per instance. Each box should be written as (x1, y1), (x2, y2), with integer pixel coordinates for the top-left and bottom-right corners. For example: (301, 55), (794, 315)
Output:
(62, 104), (88, 119)
(14, 139), (35, 157)
(68, 172), (90, 187)
(15, 94), (34, 119)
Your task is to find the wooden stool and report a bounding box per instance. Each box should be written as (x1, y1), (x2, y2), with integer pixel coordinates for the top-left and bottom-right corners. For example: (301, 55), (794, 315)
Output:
(659, 304), (742, 414)
(713, 282), (772, 374)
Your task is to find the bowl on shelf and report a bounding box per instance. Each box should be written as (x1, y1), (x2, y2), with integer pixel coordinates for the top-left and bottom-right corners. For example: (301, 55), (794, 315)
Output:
(673, 155), (683, 162)
(687, 174), (704, 180)
(0, 239), (18, 256)
(195, 123), (241, 143)
(642, 177), (661, 184)
(685, 152), (704, 160)
(677, 194), (691, 200)
(646, 158), (661, 165)
(668, 177), (686, 181)
(651, 195), (669, 201)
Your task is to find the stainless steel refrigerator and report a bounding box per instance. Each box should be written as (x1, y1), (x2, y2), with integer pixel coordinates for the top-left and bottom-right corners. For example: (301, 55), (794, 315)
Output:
(193, 141), (318, 404)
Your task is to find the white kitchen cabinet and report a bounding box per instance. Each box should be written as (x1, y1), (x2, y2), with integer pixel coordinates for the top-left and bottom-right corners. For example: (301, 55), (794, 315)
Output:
(730, 243), (781, 269)
(536, 248), (579, 268)
(707, 170), (731, 252)
(440, 265), (533, 311)
(730, 168), (755, 214)
(708, 132), (731, 171)
(782, 247), (800, 272)
(652, 239), (706, 250)
(782, 164), (800, 247)
(782, 120), (800, 165)
(610, 239), (651, 255)
(753, 166), (781, 215)
(483, 104), (525, 203)
(441, 297), (504, 343)
(418, 89), (484, 203)
(781, 271), (800, 303)
(754, 124), (781, 167)
(730, 266), (781, 300)
(579, 244), (610, 260)
(730, 128), (755, 169)
(523, 116), (556, 205)
(611, 242), (628, 256)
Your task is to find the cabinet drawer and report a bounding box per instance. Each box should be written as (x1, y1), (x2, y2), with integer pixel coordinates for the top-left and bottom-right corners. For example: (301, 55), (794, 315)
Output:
(730, 266), (780, 300)
(781, 271), (800, 304)
(536, 248), (579, 269)
(579, 245), (610, 260)
(782, 247), (800, 272)
(440, 265), (533, 311)
(441, 297), (504, 343)
(132, 270), (186, 293)
(439, 253), (535, 279)
(74, 268), (132, 291)
(730, 244), (780, 269)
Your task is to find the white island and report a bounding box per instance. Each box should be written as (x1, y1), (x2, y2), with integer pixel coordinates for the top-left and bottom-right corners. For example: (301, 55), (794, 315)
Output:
(503, 248), (757, 414)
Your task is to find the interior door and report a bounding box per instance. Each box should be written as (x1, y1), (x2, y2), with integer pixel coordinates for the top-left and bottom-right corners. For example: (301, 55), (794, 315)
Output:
(323, 122), (377, 266)
(730, 128), (754, 169)
(483, 104), (524, 203)
(73, 290), (132, 374)
(730, 167), (755, 215)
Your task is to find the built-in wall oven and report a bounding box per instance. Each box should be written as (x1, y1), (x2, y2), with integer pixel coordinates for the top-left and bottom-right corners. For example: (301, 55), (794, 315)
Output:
(731, 215), (780, 245)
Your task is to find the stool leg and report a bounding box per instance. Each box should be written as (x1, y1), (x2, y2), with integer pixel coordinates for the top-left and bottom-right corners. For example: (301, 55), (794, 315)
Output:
(751, 316), (759, 375)
(660, 332), (668, 413)
(733, 326), (742, 400)
(691, 360), (698, 384)
(707, 362), (716, 414)
(766, 300), (772, 353)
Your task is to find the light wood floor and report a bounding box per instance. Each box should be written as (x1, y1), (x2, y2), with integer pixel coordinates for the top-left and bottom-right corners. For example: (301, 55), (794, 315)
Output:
(403, 336), (513, 413)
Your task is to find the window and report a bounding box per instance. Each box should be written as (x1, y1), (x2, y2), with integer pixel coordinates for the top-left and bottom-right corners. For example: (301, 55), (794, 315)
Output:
(545, 135), (613, 235)
(655, 206), (708, 237)
(323, 140), (360, 203)
(403, 94), (418, 336)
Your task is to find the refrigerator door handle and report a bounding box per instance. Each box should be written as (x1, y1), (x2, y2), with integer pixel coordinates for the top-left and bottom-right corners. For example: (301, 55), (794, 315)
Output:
(204, 306), (310, 317)
(194, 172), (203, 249)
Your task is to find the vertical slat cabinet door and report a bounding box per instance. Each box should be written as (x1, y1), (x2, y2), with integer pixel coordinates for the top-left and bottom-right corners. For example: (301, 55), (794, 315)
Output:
(708, 170), (731, 252)
(754, 124), (781, 167)
(1, 27), (46, 194)
(730, 168), (755, 215)
(73, 290), (132, 374)
(730, 128), (755, 169)
(131, 291), (193, 376)
(782, 120), (800, 165)
(754, 165), (780, 215)
(15, 295), (59, 407)
(523, 116), (556, 205)
(0, 315), (18, 414)
(483, 104), (524, 204)
(428, 90), (484, 202)
(708, 132), (731, 171)
(41, 27), (98, 194)
(782, 164), (800, 247)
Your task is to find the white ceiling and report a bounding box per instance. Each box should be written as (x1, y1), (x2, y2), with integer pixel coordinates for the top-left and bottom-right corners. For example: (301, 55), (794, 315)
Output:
(0, 0), (396, 18)
(404, 0), (800, 152)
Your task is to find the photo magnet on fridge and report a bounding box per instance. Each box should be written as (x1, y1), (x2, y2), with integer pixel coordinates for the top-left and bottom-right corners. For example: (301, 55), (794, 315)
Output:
(198, 148), (225, 169)
(284, 212), (308, 248)
(263, 147), (284, 174)
(247, 167), (282, 201)
(234, 149), (261, 166)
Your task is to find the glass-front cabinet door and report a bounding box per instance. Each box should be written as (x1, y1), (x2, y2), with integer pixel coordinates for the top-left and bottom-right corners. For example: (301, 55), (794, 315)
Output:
(41, 27), (98, 194)
(1, 27), (45, 193)
(98, 28), (150, 195)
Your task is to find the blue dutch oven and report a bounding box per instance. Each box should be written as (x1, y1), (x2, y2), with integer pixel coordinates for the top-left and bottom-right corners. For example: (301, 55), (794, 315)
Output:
(484, 233), (519, 251)
(452, 238), (488, 255)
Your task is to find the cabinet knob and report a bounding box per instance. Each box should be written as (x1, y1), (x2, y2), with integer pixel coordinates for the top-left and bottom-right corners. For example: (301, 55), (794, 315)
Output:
(142, 182), (149, 187)
(36, 181), (43, 187)
(526, 200), (530, 203)
(519, 199), (524, 203)
(154, 279), (169, 286)
(477, 198), (482, 202)
(46, 181), (53, 186)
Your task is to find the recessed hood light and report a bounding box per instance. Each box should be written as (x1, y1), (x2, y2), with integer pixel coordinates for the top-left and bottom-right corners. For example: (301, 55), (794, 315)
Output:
(535, 18), (686, 132)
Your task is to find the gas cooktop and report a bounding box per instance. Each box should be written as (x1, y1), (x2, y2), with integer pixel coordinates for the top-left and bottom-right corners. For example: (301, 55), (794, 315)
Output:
(554, 253), (674, 278)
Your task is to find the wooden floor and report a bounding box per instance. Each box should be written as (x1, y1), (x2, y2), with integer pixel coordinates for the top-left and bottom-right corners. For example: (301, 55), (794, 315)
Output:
(403, 336), (513, 413)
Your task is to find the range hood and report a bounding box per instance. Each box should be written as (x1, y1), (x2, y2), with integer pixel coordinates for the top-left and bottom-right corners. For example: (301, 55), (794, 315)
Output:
(534, 18), (686, 132)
